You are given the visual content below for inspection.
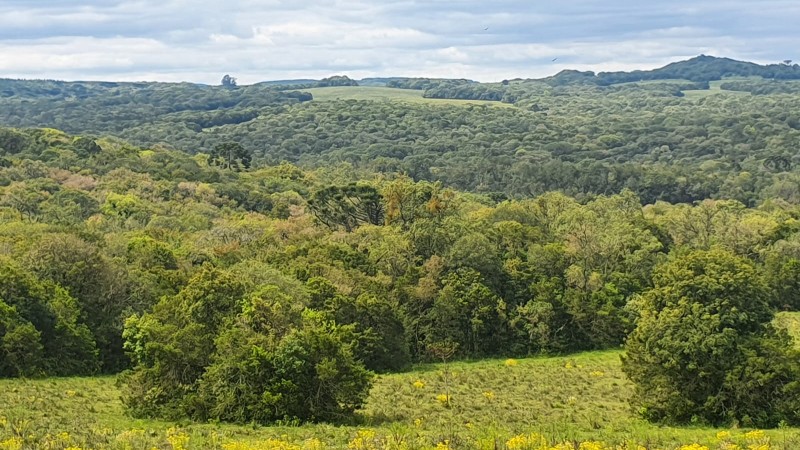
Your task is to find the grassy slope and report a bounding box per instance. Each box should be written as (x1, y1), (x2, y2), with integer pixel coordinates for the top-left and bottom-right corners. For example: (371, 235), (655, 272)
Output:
(2, 314), (798, 447)
(2, 348), (800, 448)
(303, 83), (751, 104)
(681, 77), (757, 99)
(301, 86), (513, 107)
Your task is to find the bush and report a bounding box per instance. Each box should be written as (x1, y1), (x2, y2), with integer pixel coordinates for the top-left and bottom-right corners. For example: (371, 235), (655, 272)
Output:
(622, 248), (800, 427)
(121, 266), (372, 424)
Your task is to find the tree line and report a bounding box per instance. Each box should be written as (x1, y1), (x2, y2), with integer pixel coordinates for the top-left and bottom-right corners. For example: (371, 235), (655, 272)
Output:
(0, 128), (799, 426)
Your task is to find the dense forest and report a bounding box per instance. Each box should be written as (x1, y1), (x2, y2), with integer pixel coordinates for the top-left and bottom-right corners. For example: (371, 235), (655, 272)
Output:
(4, 56), (800, 428)
(0, 127), (800, 426)
(3, 57), (800, 208)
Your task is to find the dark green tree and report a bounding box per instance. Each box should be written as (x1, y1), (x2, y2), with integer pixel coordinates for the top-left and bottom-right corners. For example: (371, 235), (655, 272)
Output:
(622, 248), (800, 427)
(210, 142), (251, 171)
(0, 257), (98, 377)
(221, 74), (237, 88)
(121, 265), (246, 419)
(122, 267), (373, 424)
(196, 309), (372, 423)
(308, 184), (385, 231)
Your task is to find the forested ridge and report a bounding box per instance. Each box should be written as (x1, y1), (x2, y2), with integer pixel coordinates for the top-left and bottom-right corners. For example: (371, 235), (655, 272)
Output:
(3, 56), (800, 207)
(0, 127), (800, 426)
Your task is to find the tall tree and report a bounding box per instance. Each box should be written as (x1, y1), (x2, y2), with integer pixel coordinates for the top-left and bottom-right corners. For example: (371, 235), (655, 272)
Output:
(220, 74), (237, 88)
(622, 248), (800, 427)
(210, 142), (251, 171)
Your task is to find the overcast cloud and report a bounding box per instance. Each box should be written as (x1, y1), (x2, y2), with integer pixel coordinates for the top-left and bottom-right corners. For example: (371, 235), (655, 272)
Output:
(1, 0), (798, 84)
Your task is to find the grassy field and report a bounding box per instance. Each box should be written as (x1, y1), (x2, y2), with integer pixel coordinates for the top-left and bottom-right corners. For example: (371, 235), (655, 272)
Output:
(2, 345), (799, 449)
(301, 83), (753, 104)
(681, 77), (758, 99)
(300, 87), (513, 107)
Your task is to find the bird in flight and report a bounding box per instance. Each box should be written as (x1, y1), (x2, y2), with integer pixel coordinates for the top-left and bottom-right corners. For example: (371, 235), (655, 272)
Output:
(552, 57), (558, 62)
(484, 27), (489, 31)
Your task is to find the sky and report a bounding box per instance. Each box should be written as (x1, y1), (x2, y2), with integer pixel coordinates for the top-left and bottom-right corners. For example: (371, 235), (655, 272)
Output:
(1, 0), (798, 84)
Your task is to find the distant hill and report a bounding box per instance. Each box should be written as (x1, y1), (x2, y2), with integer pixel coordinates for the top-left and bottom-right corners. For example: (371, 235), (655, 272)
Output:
(252, 55), (800, 100)
(6, 54), (800, 206)
(247, 56), (800, 89)
(545, 55), (800, 86)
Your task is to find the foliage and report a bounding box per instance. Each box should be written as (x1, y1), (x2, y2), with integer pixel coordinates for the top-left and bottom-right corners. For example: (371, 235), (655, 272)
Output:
(1, 127), (800, 427)
(0, 258), (97, 377)
(121, 266), (372, 424)
(622, 249), (800, 427)
(8, 58), (800, 204)
(210, 142), (251, 171)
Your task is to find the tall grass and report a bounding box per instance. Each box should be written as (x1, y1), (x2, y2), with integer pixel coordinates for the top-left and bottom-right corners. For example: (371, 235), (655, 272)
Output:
(2, 347), (800, 449)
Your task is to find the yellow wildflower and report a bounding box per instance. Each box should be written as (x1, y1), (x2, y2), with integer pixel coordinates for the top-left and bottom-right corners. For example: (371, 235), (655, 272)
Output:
(412, 380), (425, 389)
(348, 430), (377, 450)
(589, 371), (604, 377)
(436, 394), (451, 406)
(505, 435), (526, 450)
(435, 440), (451, 450)
(222, 442), (252, 450)
(482, 390), (496, 401)
(744, 430), (765, 441)
(506, 433), (546, 450)
(548, 444), (574, 450)
(677, 444), (709, 450)
(505, 359), (518, 367)
(0, 437), (22, 450)
(578, 441), (606, 450)
(166, 427), (190, 450)
(303, 438), (326, 450)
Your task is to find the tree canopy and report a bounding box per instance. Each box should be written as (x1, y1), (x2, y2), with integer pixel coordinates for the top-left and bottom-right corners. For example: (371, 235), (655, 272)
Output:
(622, 249), (800, 427)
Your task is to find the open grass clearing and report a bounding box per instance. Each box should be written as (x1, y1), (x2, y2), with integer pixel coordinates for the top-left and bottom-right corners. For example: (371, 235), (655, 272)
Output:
(300, 86), (513, 107)
(2, 348), (800, 449)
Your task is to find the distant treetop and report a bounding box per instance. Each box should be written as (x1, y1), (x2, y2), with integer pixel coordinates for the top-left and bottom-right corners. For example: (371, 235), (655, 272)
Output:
(221, 74), (237, 88)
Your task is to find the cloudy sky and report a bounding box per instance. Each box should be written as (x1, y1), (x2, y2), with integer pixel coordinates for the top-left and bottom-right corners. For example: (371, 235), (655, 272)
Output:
(1, 0), (798, 84)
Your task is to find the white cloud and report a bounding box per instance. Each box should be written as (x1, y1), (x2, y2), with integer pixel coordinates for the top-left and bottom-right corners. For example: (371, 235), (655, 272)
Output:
(0, 0), (799, 83)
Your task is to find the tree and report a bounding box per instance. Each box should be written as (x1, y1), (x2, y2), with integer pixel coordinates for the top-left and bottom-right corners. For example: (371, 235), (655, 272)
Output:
(622, 248), (800, 427)
(25, 234), (132, 372)
(122, 266), (373, 424)
(221, 74), (237, 88)
(196, 309), (372, 423)
(121, 265), (247, 419)
(210, 142), (251, 171)
(323, 293), (410, 372)
(308, 184), (385, 231)
(424, 269), (507, 356)
(0, 257), (98, 377)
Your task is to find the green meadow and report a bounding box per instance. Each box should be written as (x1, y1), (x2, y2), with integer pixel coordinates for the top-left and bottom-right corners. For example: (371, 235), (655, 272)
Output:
(2, 329), (799, 449)
(301, 86), (512, 107)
